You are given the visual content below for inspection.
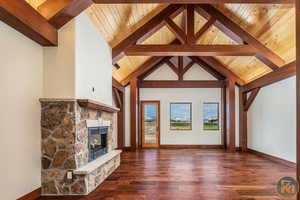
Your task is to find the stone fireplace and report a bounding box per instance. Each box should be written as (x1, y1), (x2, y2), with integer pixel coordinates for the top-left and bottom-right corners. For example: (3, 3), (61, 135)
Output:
(40, 98), (121, 196)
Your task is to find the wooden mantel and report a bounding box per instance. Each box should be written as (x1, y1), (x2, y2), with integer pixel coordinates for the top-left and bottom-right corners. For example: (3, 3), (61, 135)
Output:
(77, 99), (120, 113)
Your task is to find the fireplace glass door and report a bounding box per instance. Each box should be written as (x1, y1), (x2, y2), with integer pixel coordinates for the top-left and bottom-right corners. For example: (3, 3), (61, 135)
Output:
(88, 127), (108, 161)
(141, 101), (160, 148)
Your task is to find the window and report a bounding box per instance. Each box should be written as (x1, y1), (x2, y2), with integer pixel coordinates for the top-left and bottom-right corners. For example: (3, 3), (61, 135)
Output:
(203, 103), (219, 131)
(170, 103), (192, 130)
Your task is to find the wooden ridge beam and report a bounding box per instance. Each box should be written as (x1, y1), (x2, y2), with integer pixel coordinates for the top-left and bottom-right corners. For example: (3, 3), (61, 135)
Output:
(197, 5), (285, 70)
(190, 57), (225, 80)
(244, 87), (260, 111)
(0, 0), (57, 46)
(199, 57), (245, 85)
(92, 0), (294, 4)
(112, 4), (183, 64)
(139, 80), (225, 88)
(125, 45), (257, 56)
(242, 61), (296, 92)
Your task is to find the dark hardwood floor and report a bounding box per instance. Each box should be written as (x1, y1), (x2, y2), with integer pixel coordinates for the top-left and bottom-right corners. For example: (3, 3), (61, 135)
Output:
(38, 149), (296, 200)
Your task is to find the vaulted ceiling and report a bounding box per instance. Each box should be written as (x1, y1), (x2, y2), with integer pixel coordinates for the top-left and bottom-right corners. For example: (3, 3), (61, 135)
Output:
(26, 1), (295, 84)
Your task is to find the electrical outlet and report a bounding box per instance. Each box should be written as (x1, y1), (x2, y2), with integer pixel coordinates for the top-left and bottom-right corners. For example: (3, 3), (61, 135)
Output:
(67, 171), (73, 180)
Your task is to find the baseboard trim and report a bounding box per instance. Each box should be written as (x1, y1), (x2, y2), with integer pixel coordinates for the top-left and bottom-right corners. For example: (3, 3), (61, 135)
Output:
(247, 148), (296, 168)
(17, 188), (41, 200)
(159, 145), (224, 149)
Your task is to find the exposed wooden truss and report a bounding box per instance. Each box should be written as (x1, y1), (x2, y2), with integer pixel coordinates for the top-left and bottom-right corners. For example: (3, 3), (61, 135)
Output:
(0, 0), (57, 46)
(196, 4), (285, 70)
(112, 4), (183, 64)
(114, 4), (287, 86)
(0, 1), (295, 88)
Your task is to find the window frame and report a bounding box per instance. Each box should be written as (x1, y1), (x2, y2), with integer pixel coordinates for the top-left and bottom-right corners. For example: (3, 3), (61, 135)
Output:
(169, 102), (192, 131)
(203, 102), (220, 131)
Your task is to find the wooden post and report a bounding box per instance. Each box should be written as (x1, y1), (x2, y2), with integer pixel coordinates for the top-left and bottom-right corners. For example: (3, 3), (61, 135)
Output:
(296, 0), (300, 199)
(117, 91), (125, 149)
(239, 88), (247, 152)
(130, 78), (139, 150)
(226, 79), (236, 151)
(221, 87), (227, 149)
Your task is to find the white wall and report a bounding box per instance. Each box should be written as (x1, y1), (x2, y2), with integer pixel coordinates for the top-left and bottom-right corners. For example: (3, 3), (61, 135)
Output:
(75, 13), (112, 105)
(43, 19), (76, 99)
(0, 22), (43, 200)
(44, 12), (113, 105)
(124, 60), (223, 146)
(140, 88), (222, 145)
(248, 76), (296, 162)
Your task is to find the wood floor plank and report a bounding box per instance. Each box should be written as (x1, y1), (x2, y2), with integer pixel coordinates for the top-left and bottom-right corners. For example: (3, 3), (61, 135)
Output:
(38, 149), (296, 200)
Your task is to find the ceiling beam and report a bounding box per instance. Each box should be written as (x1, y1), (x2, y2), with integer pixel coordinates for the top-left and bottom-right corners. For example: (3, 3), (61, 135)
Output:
(112, 78), (124, 92)
(92, 0), (294, 4)
(0, 0), (57, 46)
(112, 4), (183, 64)
(37, 0), (74, 20)
(37, 0), (93, 29)
(196, 5), (285, 70)
(139, 80), (225, 88)
(199, 57), (245, 85)
(125, 45), (257, 56)
(48, 0), (93, 29)
(242, 61), (296, 93)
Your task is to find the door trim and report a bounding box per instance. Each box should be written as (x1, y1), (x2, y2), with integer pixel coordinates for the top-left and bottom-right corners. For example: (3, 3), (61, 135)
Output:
(141, 101), (160, 148)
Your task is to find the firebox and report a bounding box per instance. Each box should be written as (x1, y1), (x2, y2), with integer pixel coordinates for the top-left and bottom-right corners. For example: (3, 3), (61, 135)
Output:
(88, 127), (108, 162)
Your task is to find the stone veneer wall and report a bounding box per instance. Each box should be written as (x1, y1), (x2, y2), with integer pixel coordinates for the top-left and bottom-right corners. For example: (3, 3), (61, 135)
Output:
(40, 99), (119, 195)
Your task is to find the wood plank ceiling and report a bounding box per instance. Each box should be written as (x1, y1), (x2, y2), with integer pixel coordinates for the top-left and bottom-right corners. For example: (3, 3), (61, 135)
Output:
(26, 1), (295, 84)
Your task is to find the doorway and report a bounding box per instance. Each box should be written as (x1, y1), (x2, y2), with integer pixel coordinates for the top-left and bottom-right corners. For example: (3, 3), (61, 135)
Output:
(141, 101), (160, 148)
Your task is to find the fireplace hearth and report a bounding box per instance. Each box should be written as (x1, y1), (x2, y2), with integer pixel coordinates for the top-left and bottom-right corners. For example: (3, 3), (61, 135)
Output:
(88, 127), (108, 161)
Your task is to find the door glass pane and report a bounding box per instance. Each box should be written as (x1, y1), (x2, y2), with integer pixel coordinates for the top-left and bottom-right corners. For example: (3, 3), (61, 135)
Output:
(144, 104), (157, 144)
